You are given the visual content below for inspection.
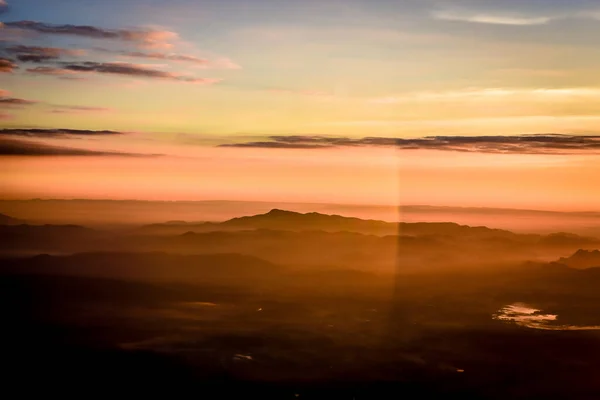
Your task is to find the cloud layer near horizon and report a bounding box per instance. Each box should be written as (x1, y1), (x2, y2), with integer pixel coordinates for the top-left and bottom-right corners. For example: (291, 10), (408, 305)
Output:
(0, 128), (123, 138)
(0, 127), (159, 157)
(220, 134), (600, 155)
(0, 138), (158, 157)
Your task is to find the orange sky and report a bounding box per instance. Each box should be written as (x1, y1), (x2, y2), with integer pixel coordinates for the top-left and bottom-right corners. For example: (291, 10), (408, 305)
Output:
(2, 145), (600, 211)
(2, 0), (600, 210)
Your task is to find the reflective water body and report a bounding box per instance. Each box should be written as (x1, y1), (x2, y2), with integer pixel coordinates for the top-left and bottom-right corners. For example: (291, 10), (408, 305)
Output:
(494, 303), (600, 331)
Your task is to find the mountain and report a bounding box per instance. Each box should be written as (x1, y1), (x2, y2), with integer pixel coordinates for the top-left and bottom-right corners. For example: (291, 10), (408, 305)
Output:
(557, 249), (600, 269)
(0, 213), (26, 225)
(539, 232), (600, 247)
(222, 209), (395, 234)
(140, 209), (520, 238)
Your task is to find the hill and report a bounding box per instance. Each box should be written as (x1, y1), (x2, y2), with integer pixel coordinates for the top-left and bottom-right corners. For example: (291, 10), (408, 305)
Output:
(140, 209), (520, 238)
(557, 249), (600, 269)
(0, 213), (26, 225)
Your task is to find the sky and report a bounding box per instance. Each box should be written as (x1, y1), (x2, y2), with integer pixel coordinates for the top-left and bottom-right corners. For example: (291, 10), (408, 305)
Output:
(1, 0), (600, 210)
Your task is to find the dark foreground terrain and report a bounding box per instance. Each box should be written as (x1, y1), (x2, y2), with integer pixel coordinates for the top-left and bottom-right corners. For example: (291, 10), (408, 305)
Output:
(2, 210), (600, 398)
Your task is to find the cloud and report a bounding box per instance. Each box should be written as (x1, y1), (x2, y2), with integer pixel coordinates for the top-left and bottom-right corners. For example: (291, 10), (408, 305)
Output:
(0, 97), (37, 107)
(93, 47), (242, 69)
(0, 0), (8, 15)
(219, 134), (600, 155)
(0, 112), (12, 120)
(0, 128), (123, 138)
(6, 45), (85, 63)
(120, 50), (211, 65)
(433, 10), (554, 25)
(52, 61), (221, 84)
(125, 52), (240, 69)
(3, 21), (178, 48)
(221, 141), (326, 149)
(368, 87), (600, 104)
(0, 137), (157, 157)
(25, 66), (81, 76)
(0, 57), (17, 72)
(49, 105), (112, 114)
(3, 21), (236, 83)
(430, 2), (600, 27)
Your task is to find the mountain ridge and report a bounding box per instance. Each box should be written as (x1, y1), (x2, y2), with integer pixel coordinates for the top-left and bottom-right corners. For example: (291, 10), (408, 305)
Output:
(0, 213), (26, 225)
(140, 209), (520, 238)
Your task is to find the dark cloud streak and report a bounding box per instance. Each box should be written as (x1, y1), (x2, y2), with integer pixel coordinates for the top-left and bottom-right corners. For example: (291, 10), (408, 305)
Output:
(0, 97), (37, 106)
(94, 47), (210, 65)
(0, 128), (123, 138)
(219, 134), (600, 155)
(6, 45), (84, 63)
(49, 105), (112, 114)
(52, 61), (219, 84)
(0, 138), (158, 157)
(93, 48), (241, 69)
(3, 21), (176, 48)
(25, 66), (79, 76)
(0, 57), (17, 72)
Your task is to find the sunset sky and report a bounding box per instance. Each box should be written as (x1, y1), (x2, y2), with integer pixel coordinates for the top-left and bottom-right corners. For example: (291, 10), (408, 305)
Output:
(2, 0), (600, 210)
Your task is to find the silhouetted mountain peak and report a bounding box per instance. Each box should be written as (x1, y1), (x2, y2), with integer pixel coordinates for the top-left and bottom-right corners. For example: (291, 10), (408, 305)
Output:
(558, 249), (600, 269)
(574, 249), (600, 256)
(0, 213), (26, 225)
(266, 209), (298, 217)
(139, 209), (531, 239)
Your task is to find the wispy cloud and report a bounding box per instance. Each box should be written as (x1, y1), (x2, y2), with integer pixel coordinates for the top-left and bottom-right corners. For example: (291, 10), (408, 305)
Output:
(0, 57), (17, 72)
(368, 87), (600, 104)
(0, 94), (111, 113)
(0, 89), (37, 108)
(6, 45), (85, 63)
(25, 66), (81, 76)
(219, 134), (600, 155)
(433, 10), (554, 26)
(0, 128), (123, 138)
(3, 21), (179, 48)
(0, 97), (37, 107)
(430, 3), (600, 26)
(55, 61), (220, 84)
(0, 137), (158, 157)
(49, 105), (113, 114)
(26, 62), (220, 84)
(3, 19), (236, 85)
(95, 48), (241, 69)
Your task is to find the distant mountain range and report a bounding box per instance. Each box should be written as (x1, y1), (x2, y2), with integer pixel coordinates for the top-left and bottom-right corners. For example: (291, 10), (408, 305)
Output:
(557, 249), (600, 269)
(139, 209), (519, 238)
(2, 199), (600, 235)
(1, 209), (599, 271)
(0, 213), (25, 225)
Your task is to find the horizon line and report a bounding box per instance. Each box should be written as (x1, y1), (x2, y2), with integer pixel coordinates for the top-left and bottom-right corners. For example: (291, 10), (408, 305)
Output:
(1, 198), (599, 215)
